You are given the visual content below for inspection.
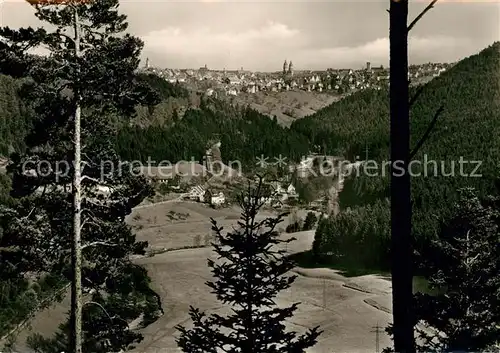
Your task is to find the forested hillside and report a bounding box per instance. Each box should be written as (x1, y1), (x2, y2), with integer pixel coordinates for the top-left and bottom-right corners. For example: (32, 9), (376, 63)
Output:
(0, 75), (31, 155)
(294, 42), (499, 210)
(136, 73), (189, 100)
(304, 42), (500, 269)
(1, 41), (498, 294)
(0, 72), (189, 158)
(115, 98), (310, 167)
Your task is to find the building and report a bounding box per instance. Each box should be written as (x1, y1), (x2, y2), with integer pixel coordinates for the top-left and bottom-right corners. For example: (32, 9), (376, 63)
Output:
(188, 185), (206, 201)
(227, 88), (238, 96)
(204, 190), (213, 204)
(287, 184), (299, 199)
(243, 195), (272, 205)
(199, 64), (208, 74)
(211, 192), (226, 206)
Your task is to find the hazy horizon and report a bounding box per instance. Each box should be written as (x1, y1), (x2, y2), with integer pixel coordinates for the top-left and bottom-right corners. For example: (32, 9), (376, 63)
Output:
(1, 0), (499, 71)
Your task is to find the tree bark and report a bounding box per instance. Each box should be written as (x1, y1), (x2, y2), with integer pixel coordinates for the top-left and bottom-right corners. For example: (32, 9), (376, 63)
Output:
(70, 7), (83, 353)
(389, 1), (415, 352)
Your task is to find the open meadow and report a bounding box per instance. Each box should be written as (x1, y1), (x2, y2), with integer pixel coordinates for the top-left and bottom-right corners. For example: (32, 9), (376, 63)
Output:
(9, 201), (393, 353)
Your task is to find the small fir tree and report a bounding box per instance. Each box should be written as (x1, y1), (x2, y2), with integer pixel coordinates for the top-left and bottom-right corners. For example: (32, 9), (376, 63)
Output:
(176, 178), (321, 353)
(302, 212), (318, 231)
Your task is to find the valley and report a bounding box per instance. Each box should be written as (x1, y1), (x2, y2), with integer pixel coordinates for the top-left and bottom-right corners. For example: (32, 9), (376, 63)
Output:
(8, 200), (393, 353)
(0, 2), (498, 349)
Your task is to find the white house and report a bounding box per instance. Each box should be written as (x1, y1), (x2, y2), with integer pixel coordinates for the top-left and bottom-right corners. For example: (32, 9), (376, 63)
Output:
(246, 84), (257, 94)
(228, 75), (241, 85)
(33, 183), (113, 200)
(95, 185), (111, 196)
(188, 185), (205, 201)
(211, 192), (226, 206)
(272, 182), (286, 195)
(243, 196), (272, 205)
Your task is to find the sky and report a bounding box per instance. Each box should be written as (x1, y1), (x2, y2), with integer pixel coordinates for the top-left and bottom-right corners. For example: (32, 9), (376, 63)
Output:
(1, 0), (499, 71)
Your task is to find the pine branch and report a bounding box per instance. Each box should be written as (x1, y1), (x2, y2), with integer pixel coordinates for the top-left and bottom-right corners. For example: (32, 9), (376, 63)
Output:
(0, 246), (21, 253)
(0, 283), (71, 343)
(409, 106), (444, 160)
(408, 0), (439, 32)
(409, 85), (425, 109)
(81, 241), (119, 250)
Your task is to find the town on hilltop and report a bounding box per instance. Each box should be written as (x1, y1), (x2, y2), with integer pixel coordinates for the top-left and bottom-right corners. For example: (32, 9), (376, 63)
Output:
(139, 57), (454, 98)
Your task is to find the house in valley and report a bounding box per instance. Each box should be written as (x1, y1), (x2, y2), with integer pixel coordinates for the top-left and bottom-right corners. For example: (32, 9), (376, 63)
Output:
(287, 184), (299, 199)
(188, 185), (206, 201)
(211, 192), (226, 206)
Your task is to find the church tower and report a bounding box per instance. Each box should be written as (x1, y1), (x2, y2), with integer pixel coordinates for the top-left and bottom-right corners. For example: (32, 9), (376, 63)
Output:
(145, 57), (149, 69)
(283, 60), (288, 75)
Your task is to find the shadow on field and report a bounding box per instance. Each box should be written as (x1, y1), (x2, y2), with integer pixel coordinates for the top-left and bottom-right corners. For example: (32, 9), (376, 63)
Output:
(288, 251), (440, 295)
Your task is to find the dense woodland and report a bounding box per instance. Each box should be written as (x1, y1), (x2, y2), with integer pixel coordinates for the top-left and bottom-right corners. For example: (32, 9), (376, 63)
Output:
(116, 99), (310, 168)
(0, 1), (164, 350)
(0, 75), (31, 155)
(2, 43), (499, 265)
(307, 42), (500, 270)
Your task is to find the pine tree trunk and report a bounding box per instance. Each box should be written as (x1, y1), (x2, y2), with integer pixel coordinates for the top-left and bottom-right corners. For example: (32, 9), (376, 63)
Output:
(71, 7), (83, 353)
(389, 1), (414, 352)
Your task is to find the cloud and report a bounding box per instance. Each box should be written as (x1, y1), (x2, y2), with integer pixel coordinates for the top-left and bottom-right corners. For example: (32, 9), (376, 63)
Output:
(142, 21), (304, 70)
(3, 0), (496, 71)
(144, 21), (300, 51)
(309, 35), (471, 67)
(143, 20), (475, 71)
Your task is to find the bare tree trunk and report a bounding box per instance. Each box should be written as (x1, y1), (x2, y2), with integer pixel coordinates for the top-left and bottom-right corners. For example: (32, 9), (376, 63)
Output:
(71, 7), (83, 353)
(389, 1), (414, 352)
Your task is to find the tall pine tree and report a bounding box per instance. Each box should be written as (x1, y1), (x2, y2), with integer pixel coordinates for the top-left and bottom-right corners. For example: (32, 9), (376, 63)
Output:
(0, 0), (161, 352)
(389, 1), (442, 351)
(176, 179), (321, 353)
(414, 187), (500, 351)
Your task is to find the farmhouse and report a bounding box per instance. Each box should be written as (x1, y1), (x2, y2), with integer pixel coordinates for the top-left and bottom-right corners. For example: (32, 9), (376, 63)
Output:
(188, 185), (206, 201)
(211, 192), (226, 206)
(287, 184), (299, 199)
